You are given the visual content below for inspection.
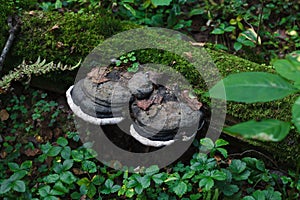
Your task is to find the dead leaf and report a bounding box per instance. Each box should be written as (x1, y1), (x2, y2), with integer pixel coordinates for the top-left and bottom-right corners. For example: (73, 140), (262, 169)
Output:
(70, 46), (75, 54)
(180, 90), (202, 110)
(136, 99), (153, 110)
(0, 151), (7, 159)
(190, 41), (206, 47)
(80, 195), (87, 200)
(50, 24), (59, 31)
(28, 11), (36, 16)
(56, 41), (64, 48)
(24, 148), (41, 157)
(0, 109), (9, 121)
(87, 67), (110, 84)
(184, 52), (193, 59)
(73, 168), (85, 175)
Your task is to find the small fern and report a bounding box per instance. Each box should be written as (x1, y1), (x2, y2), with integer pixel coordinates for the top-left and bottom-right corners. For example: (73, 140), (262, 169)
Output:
(0, 57), (81, 93)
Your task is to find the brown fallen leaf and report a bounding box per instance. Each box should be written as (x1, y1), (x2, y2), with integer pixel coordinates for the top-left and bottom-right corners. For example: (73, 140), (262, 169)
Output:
(0, 109), (9, 121)
(87, 67), (110, 84)
(24, 148), (41, 157)
(136, 99), (153, 111)
(180, 90), (202, 111)
(184, 52), (193, 59)
(56, 41), (64, 48)
(189, 41), (206, 47)
(50, 24), (60, 31)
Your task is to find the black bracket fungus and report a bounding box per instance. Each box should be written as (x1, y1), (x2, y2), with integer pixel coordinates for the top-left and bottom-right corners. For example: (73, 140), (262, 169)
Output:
(66, 66), (205, 147)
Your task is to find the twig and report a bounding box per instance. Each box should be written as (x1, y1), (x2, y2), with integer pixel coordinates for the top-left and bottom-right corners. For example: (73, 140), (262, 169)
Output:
(0, 15), (21, 73)
(228, 149), (279, 169)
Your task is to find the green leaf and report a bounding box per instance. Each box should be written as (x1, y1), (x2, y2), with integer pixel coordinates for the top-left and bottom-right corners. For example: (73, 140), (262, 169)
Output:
(182, 170), (195, 180)
(60, 171), (77, 184)
(10, 170), (27, 181)
(44, 174), (60, 183)
(55, 0), (62, 9)
(188, 8), (204, 17)
(234, 42), (243, 51)
(12, 180), (26, 192)
(62, 159), (73, 171)
(20, 160), (32, 170)
(229, 160), (246, 174)
(274, 59), (300, 82)
(57, 137), (68, 147)
(47, 146), (62, 157)
(82, 160), (97, 173)
(151, 0), (172, 6)
(211, 170), (227, 181)
(39, 185), (51, 197)
(215, 139), (229, 147)
(200, 138), (214, 150)
(8, 162), (20, 172)
(216, 148), (228, 158)
(145, 165), (159, 175)
(105, 179), (114, 189)
(173, 181), (187, 197)
(222, 184), (239, 196)
(292, 96), (300, 133)
(224, 119), (290, 141)
(199, 177), (214, 191)
(92, 175), (105, 185)
(77, 177), (90, 186)
(134, 184), (143, 194)
(211, 28), (224, 34)
(209, 72), (297, 103)
(122, 3), (136, 16)
(152, 173), (166, 184)
(52, 181), (69, 195)
(61, 146), (71, 159)
(224, 26), (236, 32)
(71, 150), (84, 162)
(87, 184), (96, 198)
(0, 180), (12, 194)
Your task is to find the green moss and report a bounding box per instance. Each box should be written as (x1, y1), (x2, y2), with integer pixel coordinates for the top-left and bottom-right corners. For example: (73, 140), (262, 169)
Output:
(10, 11), (139, 67)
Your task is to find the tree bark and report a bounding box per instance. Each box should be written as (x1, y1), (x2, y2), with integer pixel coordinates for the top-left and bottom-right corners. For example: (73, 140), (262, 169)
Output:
(0, 16), (21, 73)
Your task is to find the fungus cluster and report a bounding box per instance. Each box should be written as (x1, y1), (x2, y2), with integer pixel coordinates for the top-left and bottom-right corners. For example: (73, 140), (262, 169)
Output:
(66, 66), (204, 147)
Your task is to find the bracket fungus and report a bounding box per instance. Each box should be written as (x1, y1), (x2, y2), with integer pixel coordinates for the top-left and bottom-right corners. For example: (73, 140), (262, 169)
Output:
(66, 66), (205, 147)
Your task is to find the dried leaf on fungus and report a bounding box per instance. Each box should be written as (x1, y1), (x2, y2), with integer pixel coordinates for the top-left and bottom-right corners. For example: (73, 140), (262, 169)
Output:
(87, 67), (110, 84)
(181, 90), (202, 110)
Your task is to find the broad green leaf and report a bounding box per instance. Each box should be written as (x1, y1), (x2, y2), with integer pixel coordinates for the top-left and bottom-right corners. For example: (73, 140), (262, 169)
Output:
(211, 170), (227, 181)
(44, 174), (59, 183)
(52, 181), (69, 195)
(57, 137), (68, 147)
(215, 139), (229, 147)
(151, 0), (172, 6)
(173, 181), (187, 197)
(87, 184), (96, 198)
(145, 165), (159, 175)
(104, 179), (114, 189)
(200, 138), (214, 150)
(224, 26), (236, 32)
(222, 184), (239, 196)
(182, 170), (195, 180)
(61, 146), (71, 160)
(47, 146), (62, 157)
(211, 28), (224, 34)
(152, 173), (166, 184)
(141, 176), (151, 188)
(234, 42), (243, 51)
(122, 3), (136, 16)
(77, 177), (90, 186)
(292, 96), (300, 133)
(60, 171), (77, 184)
(10, 170), (27, 181)
(82, 160), (97, 173)
(12, 180), (25, 192)
(0, 180), (12, 194)
(21, 160), (32, 170)
(111, 185), (121, 193)
(224, 119), (290, 141)
(62, 159), (73, 171)
(188, 8), (204, 17)
(8, 162), (20, 172)
(92, 175), (105, 186)
(39, 185), (51, 197)
(209, 72), (297, 103)
(199, 177), (214, 191)
(274, 58), (300, 82)
(229, 160), (246, 174)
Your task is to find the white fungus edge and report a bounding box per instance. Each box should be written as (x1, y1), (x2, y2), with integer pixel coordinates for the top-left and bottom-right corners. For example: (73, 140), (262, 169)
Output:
(66, 85), (124, 125)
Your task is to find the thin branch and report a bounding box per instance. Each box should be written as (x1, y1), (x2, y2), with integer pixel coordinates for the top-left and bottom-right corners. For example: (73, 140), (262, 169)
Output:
(0, 15), (21, 73)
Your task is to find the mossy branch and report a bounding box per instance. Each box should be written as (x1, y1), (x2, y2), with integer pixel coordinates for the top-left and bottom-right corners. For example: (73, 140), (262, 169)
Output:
(0, 57), (81, 93)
